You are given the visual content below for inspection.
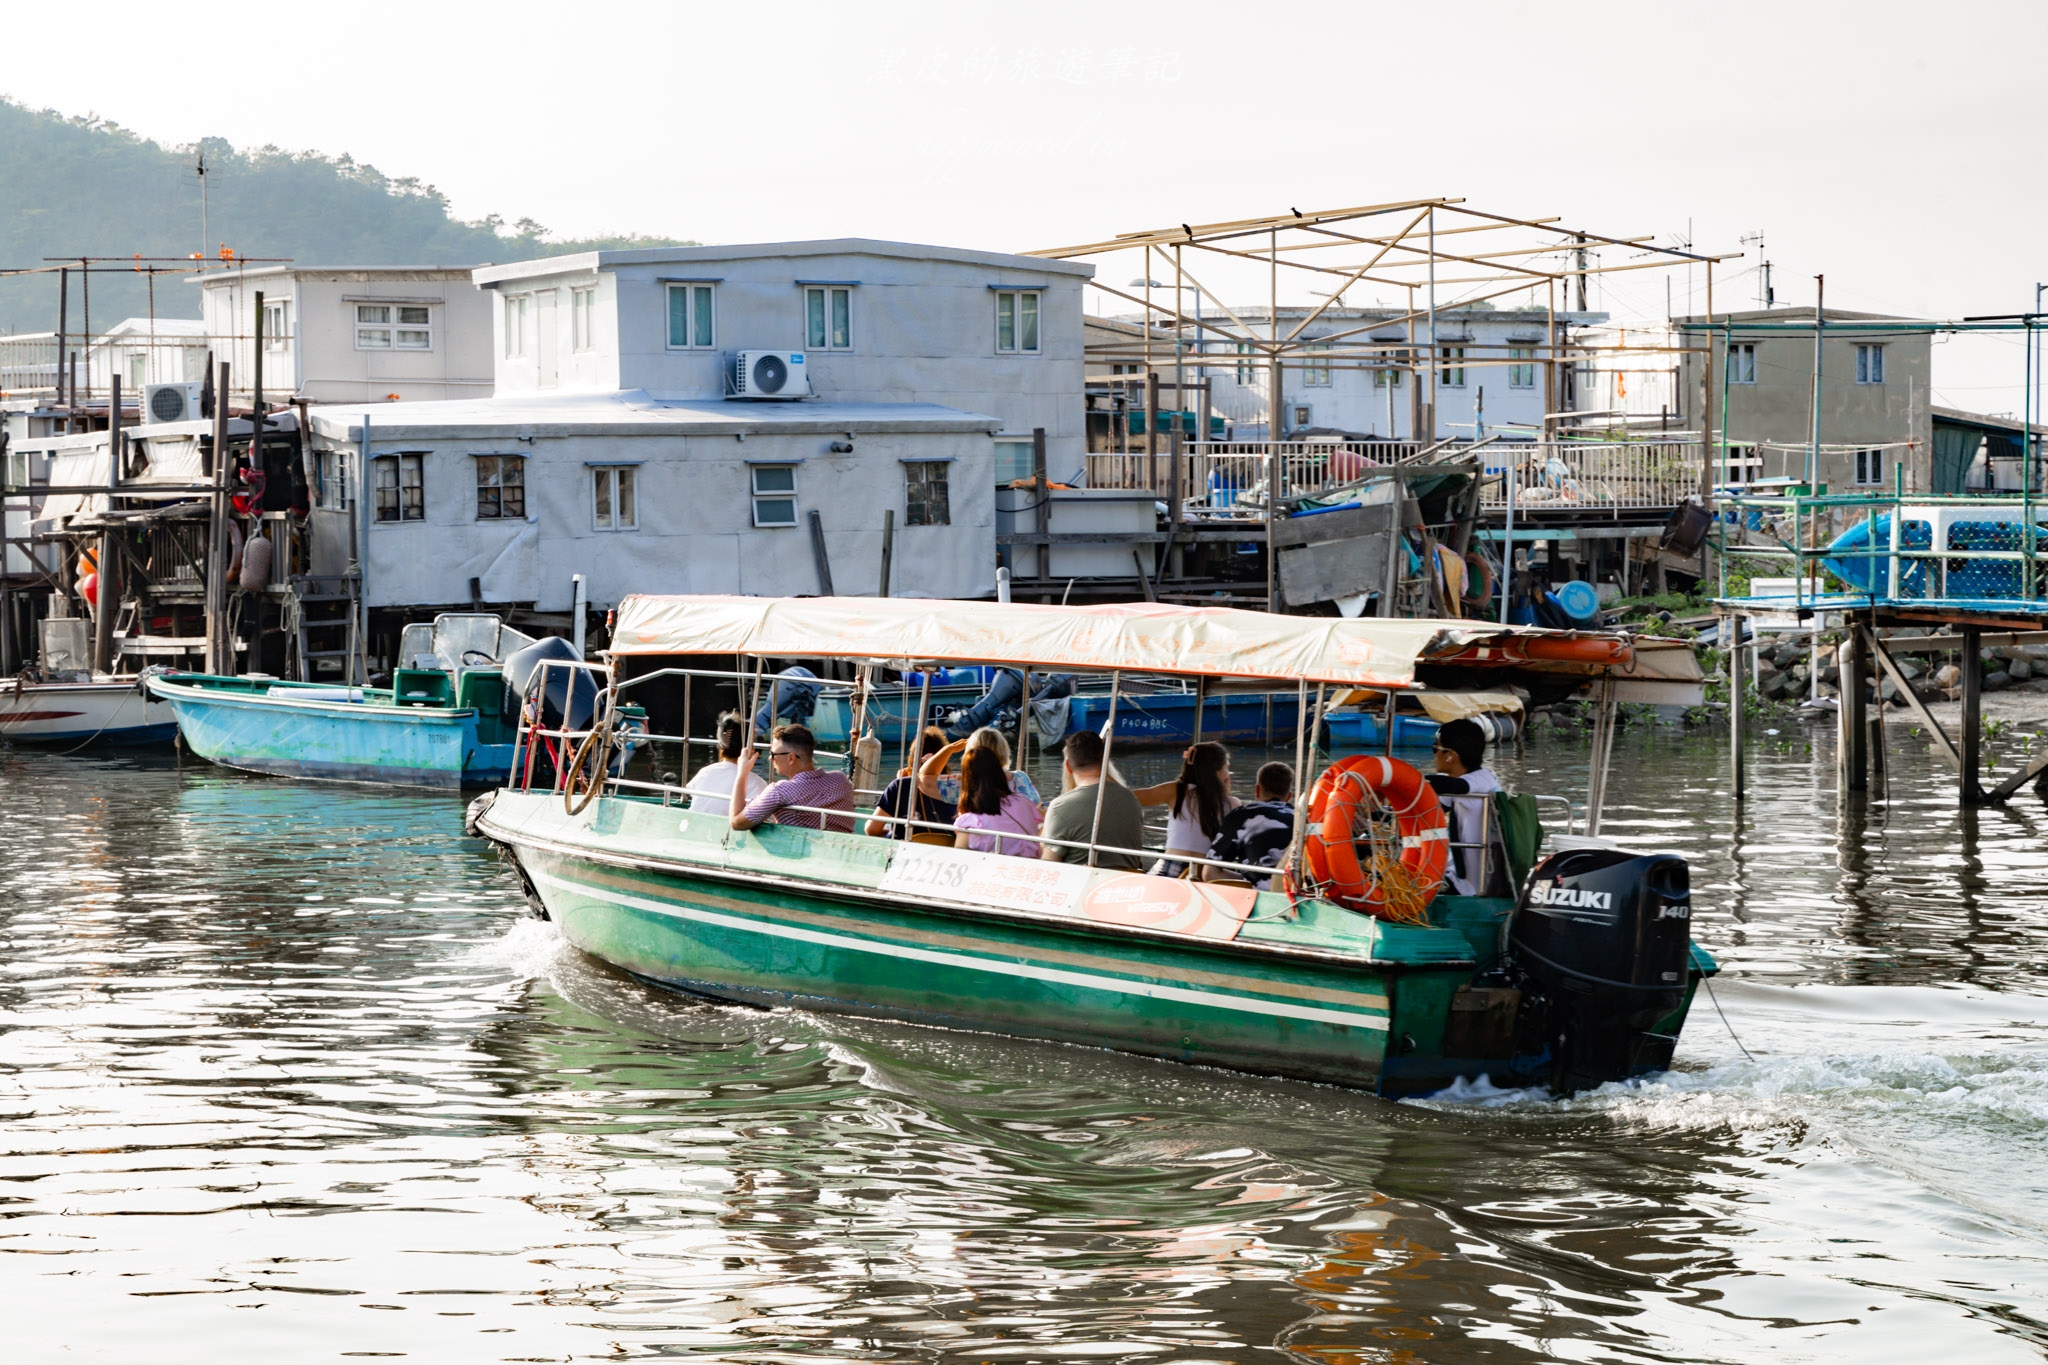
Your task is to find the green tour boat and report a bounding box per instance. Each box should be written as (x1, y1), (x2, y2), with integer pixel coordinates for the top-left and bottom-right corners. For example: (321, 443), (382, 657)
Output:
(471, 595), (1714, 1097)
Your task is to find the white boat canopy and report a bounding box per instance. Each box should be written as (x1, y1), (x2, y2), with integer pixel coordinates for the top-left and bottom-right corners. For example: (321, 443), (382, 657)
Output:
(608, 596), (1703, 693)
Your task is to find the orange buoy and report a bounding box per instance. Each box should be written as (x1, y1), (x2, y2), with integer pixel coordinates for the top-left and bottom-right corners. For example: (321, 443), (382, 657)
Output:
(1302, 754), (1448, 922)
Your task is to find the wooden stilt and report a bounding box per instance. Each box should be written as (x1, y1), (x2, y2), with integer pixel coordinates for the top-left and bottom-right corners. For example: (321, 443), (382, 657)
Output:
(1838, 620), (1867, 793)
(1727, 611), (1746, 801)
(1960, 625), (1984, 805)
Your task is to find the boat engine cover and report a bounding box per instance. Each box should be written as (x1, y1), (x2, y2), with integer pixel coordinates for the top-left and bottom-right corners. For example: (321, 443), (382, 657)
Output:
(1508, 847), (1694, 1092)
(502, 636), (597, 733)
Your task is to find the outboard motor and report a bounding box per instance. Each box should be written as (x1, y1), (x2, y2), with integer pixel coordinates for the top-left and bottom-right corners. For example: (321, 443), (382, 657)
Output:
(1508, 847), (1694, 1093)
(502, 635), (598, 734)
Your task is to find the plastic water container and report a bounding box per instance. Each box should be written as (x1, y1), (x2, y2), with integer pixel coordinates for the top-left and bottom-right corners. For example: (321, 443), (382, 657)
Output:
(1552, 580), (1601, 623)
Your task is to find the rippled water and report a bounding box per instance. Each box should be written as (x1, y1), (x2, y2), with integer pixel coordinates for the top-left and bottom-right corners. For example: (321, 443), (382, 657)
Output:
(3, 718), (2047, 1362)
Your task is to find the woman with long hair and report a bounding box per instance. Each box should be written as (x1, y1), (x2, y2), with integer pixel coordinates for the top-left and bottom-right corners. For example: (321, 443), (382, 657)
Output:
(952, 746), (1042, 858)
(1131, 740), (1237, 876)
(684, 711), (767, 812)
(919, 726), (1042, 807)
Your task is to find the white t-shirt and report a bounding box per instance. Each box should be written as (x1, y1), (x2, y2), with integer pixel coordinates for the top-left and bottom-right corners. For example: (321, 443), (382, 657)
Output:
(1440, 766), (1503, 895)
(686, 760), (767, 812)
(1166, 791), (1238, 855)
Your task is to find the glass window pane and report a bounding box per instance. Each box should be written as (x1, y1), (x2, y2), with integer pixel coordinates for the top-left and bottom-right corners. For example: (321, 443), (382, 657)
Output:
(807, 290), (826, 349)
(997, 293), (1015, 351)
(752, 465), (796, 494)
(755, 497), (795, 526)
(398, 306), (430, 325)
(594, 469), (612, 528)
(1020, 293), (1039, 351)
(359, 328), (391, 348)
(357, 305), (389, 324)
(668, 286), (689, 348)
(694, 287), (714, 347)
(396, 330), (431, 349)
(617, 468), (636, 527)
(832, 289), (850, 349)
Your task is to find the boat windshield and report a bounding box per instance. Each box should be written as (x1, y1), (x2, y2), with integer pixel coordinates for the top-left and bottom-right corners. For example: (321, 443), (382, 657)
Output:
(398, 615), (542, 673)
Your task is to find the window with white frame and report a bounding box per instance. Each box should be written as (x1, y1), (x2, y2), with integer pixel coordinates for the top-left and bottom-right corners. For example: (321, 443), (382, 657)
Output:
(1508, 347), (1537, 388)
(571, 287), (596, 353)
(904, 461), (950, 526)
(1727, 342), (1757, 384)
(666, 284), (715, 349)
(475, 455), (526, 519)
(995, 290), (1040, 353)
(1854, 448), (1885, 486)
(125, 351), (146, 389)
(1235, 342), (1253, 385)
(750, 464), (798, 527)
(373, 452), (425, 523)
(504, 295), (528, 358)
(805, 287), (852, 350)
(1302, 343), (1331, 386)
(1372, 365), (1405, 389)
(1439, 347), (1466, 388)
(315, 450), (353, 511)
(593, 466), (637, 530)
(263, 300), (289, 350)
(358, 304), (432, 351)
(1855, 343), (1885, 385)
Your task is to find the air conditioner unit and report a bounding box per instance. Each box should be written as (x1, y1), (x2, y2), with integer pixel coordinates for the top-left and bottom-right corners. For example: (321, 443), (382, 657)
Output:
(143, 381), (204, 424)
(726, 350), (811, 400)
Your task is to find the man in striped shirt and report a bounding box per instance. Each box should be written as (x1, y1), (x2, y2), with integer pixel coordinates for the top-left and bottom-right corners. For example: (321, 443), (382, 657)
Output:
(730, 723), (857, 834)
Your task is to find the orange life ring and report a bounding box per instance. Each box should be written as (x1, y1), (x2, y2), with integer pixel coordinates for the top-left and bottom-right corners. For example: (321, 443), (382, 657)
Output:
(1302, 755), (1448, 921)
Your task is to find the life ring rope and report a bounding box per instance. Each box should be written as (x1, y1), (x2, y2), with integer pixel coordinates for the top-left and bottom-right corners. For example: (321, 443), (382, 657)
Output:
(1301, 755), (1447, 924)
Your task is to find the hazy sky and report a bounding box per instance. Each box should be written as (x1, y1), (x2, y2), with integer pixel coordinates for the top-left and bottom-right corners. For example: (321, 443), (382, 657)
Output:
(8, 0), (2043, 411)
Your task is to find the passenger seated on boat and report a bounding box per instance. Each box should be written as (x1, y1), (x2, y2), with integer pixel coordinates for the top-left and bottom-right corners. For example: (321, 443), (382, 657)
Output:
(1131, 741), (1237, 877)
(685, 713), (768, 813)
(1426, 718), (1506, 897)
(732, 723), (857, 834)
(1202, 762), (1296, 890)
(952, 748), (1043, 858)
(866, 726), (956, 840)
(1038, 731), (1146, 870)
(916, 726), (1042, 808)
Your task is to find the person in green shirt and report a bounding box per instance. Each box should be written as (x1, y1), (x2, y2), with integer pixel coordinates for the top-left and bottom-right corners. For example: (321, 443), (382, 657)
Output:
(1039, 730), (1146, 870)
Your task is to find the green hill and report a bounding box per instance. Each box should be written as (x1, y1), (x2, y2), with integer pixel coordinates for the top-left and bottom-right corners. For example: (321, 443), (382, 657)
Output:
(0, 98), (689, 334)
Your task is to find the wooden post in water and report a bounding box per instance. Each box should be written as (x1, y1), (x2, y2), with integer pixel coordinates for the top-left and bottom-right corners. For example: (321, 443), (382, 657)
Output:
(1838, 618), (1868, 793)
(1727, 610), (1746, 801)
(92, 376), (121, 674)
(1960, 625), (1984, 805)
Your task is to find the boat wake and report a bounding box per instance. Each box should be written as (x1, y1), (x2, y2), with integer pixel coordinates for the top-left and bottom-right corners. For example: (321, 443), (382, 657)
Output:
(1411, 979), (2048, 1233)
(461, 913), (571, 980)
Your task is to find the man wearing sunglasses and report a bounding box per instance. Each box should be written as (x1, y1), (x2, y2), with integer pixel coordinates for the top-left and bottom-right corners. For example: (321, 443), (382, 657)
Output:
(730, 723), (857, 834)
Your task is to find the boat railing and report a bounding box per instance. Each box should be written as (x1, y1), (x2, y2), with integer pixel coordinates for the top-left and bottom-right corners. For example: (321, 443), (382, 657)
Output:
(753, 800), (1315, 888)
(1530, 793), (1578, 837)
(510, 653), (1538, 904)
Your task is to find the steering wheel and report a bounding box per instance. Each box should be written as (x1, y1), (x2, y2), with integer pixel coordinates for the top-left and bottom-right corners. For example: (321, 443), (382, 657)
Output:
(462, 650), (497, 667)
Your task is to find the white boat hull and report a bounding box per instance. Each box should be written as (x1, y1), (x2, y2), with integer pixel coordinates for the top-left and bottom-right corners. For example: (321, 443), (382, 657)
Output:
(0, 679), (179, 745)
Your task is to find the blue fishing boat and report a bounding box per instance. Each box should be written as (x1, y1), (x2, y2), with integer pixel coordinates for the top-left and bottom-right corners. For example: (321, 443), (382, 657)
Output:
(1063, 687), (1303, 746)
(145, 614), (537, 789)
